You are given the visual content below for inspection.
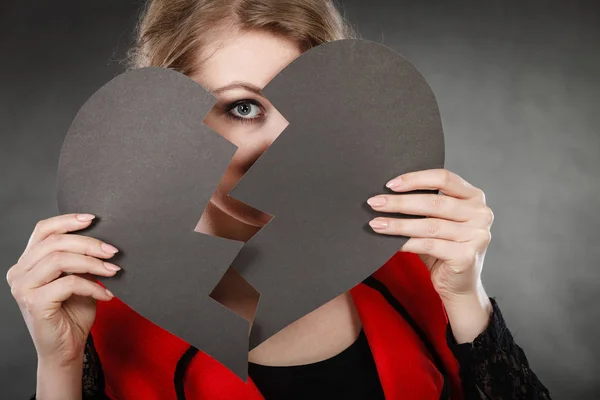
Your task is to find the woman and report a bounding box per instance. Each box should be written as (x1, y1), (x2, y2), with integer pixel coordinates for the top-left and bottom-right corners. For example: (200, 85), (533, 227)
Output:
(7, 0), (552, 399)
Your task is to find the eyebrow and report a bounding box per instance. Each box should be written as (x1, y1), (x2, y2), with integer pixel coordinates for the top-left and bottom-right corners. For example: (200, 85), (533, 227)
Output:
(210, 81), (264, 96)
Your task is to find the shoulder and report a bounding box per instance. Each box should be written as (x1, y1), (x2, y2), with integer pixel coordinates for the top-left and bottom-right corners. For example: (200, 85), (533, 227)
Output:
(91, 295), (191, 399)
(351, 252), (465, 399)
(366, 251), (449, 330)
(351, 251), (451, 359)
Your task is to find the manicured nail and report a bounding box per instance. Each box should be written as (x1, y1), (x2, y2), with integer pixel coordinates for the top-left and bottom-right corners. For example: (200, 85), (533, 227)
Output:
(101, 242), (119, 254)
(386, 178), (402, 189)
(103, 262), (121, 272)
(367, 196), (387, 207)
(105, 289), (114, 298)
(369, 218), (389, 229)
(76, 213), (95, 221)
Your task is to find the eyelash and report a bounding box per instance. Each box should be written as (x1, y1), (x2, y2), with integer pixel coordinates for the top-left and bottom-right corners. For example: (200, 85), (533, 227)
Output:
(225, 99), (265, 124)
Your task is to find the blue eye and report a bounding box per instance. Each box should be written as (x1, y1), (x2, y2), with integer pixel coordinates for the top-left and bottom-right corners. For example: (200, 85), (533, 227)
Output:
(227, 100), (264, 122)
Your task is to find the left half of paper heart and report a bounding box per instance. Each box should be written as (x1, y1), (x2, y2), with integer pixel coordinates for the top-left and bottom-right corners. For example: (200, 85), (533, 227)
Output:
(56, 66), (250, 380)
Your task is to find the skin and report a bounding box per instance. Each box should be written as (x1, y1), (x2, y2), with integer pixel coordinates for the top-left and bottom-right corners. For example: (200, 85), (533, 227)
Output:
(7, 29), (493, 399)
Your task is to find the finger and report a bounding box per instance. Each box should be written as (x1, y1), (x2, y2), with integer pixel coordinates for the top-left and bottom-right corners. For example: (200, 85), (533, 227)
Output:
(33, 275), (114, 314)
(472, 206), (495, 229)
(368, 217), (476, 242)
(400, 238), (477, 268)
(367, 193), (474, 222)
(44, 274), (114, 303)
(13, 275), (113, 318)
(14, 234), (119, 279)
(19, 251), (120, 290)
(23, 213), (97, 257)
(386, 169), (484, 202)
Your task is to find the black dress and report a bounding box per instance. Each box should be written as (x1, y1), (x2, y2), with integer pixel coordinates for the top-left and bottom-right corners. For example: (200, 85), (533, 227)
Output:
(31, 279), (552, 400)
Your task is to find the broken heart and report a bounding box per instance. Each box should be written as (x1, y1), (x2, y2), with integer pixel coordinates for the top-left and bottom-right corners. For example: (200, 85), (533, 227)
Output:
(56, 39), (444, 381)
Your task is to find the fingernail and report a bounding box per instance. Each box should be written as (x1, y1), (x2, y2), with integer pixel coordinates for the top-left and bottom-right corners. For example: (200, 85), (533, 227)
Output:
(76, 214), (95, 221)
(386, 178), (402, 189)
(105, 289), (114, 298)
(367, 196), (387, 207)
(101, 242), (119, 254)
(103, 262), (121, 272)
(369, 218), (389, 229)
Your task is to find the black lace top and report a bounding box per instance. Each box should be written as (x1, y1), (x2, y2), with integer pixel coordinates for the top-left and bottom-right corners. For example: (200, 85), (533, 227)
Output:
(31, 296), (552, 400)
(446, 297), (551, 399)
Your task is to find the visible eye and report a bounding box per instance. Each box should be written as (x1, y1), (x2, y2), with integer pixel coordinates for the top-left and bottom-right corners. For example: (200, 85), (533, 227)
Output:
(226, 99), (265, 123)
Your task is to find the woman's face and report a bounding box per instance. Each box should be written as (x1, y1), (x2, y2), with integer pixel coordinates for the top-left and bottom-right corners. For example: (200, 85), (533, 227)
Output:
(191, 30), (302, 228)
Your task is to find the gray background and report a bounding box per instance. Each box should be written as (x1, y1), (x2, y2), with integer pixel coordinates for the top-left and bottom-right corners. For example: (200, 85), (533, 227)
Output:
(1, 0), (598, 398)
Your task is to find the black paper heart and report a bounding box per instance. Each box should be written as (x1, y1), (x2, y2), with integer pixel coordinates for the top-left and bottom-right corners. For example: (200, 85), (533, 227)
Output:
(56, 39), (444, 381)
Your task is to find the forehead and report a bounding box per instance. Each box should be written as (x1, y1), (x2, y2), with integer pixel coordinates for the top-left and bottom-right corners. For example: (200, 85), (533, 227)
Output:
(192, 30), (302, 91)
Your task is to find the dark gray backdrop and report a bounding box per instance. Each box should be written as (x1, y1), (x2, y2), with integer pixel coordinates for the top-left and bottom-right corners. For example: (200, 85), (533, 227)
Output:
(1, 0), (598, 398)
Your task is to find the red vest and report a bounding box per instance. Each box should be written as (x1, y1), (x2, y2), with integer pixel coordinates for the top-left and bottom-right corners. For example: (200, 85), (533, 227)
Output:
(92, 252), (464, 399)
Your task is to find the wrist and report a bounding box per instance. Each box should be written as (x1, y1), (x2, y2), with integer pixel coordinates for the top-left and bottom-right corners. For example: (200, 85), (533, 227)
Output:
(442, 284), (493, 344)
(36, 356), (83, 400)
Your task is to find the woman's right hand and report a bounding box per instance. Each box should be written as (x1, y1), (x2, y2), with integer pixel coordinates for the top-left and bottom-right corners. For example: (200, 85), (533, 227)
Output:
(6, 213), (120, 369)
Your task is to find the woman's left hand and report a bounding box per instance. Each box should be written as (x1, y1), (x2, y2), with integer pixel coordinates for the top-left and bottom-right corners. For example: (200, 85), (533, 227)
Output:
(366, 168), (493, 304)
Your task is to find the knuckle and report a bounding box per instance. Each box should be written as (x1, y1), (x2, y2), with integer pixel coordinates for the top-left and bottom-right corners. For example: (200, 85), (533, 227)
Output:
(46, 251), (65, 267)
(32, 219), (46, 236)
(423, 238), (436, 251)
(6, 265), (17, 286)
(476, 188), (487, 204)
(10, 281), (22, 299)
(427, 219), (441, 237)
(442, 170), (453, 186)
(429, 195), (445, 210)
(46, 233), (66, 247)
(45, 232), (60, 243)
(487, 207), (495, 225)
(22, 292), (38, 314)
(63, 274), (78, 288)
(390, 217), (403, 231)
(393, 195), (405, 208)
(479, 229), (492, 243)
(481, 207), (494, 226)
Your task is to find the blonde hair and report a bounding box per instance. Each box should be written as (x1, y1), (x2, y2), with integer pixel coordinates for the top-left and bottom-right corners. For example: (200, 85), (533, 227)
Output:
(127, 0), (360, 75)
